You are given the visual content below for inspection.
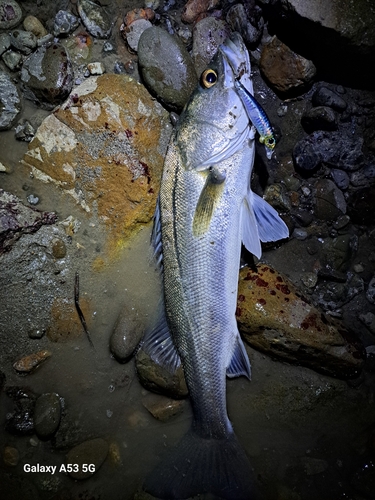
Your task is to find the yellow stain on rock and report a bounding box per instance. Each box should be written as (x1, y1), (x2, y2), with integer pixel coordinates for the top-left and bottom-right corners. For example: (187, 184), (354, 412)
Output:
(23, 74), (171, 263)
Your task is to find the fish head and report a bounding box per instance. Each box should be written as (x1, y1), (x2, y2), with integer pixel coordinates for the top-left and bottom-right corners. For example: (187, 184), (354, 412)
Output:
(176, 34), (254, 171)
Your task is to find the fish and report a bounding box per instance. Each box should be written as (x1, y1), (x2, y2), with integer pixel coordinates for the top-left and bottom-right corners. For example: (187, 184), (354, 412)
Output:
(143, 33), (289, 499)
(234, 78), (276, 159)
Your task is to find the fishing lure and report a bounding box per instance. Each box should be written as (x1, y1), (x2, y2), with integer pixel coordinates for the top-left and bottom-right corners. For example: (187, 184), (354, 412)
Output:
(235, 79), (275, 158)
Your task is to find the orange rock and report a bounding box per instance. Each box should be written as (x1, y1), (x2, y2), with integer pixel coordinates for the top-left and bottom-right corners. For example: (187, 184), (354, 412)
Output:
(13, 350), (52, 374)
(47, 296), (91, 343)
(237, 264), (365, 379)
(123, 8), (155, 27)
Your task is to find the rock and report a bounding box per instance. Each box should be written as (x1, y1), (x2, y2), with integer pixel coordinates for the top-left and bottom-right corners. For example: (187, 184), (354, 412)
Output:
(22, 74), (170, 260)
(136, 348), (188, 399)
(47, 296), (90, 343)
(226, 2), (263, 48)
(301, 106), (338, 133)
(53, 10), (80, 37)
(192, 17), (230, 76)
(315, 273), (364, 312)
(77, 0), (112, 39)
(51, 238), (66, 259)
(301, 457), (328, 476)
(110, 304), (144, 362)
(0, 0), (22, 30)
(15, 120), (35, 141)
(236, 264), (366, 379)
(259, 0), (375, 86)
(9, 29), (37, 54)
(0, 71), (21, 130)
(314, 179), (346, 221)
(87, 61), (105, 75)
(23, 15), (48, 38)
(0, 33), (11, 55)
(13, 350), (52, 374)
(312, 87), (347, 112)
(34, 393), (62, 440)
(142, 393), (184, 422)
(260, 36), (316, 96)
(1, 49), (22, 71)
(21, 43), (74, 107)
(359, 312), (375, 334)
(3, 446), (19, 466)
(321, 234), (356, 272)
(181, 0), (220, 24)
(331, 169), (349, 190)
(123, 18), (152, 52)
(0, 189), (57, 253)
(293, 131), (364, 174)
(138, 27), (198, 111)
(5, 387), (36, 435)
(123, 8), (155, 27)
(65, 438), (108, 479)
(263, 183), (291, 213)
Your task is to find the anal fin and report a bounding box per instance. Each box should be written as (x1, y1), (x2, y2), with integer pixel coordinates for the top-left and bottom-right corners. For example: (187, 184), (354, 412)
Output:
(227, 334), (251, 380)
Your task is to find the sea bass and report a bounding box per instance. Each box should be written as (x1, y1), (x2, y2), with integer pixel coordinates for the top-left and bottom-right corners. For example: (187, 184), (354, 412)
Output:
(143, 34), (288, 499)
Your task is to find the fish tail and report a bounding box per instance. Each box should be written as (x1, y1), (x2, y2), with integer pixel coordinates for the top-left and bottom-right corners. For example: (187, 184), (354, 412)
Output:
(143, 428), (258, 499)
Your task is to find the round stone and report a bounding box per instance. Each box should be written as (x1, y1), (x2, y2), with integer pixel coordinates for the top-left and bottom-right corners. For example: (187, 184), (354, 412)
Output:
(0, 0), (22, 30)
(34, 393), (62, 440)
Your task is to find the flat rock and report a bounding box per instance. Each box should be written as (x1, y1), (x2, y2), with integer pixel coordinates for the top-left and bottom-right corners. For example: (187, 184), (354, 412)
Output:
(192, 17), (230, 76)
(142, 393), (184, 422)
(236, 264), (365, 379)
(77, 0), (112, 39)
(0, 189), (56, 254)
(260, 36), (316, 96)
(22, 74), (171, 261)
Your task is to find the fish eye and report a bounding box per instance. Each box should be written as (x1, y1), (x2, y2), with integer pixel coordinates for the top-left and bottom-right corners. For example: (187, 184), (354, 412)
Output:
(201, 69), (218, 88)
(266, 137), (276, 149)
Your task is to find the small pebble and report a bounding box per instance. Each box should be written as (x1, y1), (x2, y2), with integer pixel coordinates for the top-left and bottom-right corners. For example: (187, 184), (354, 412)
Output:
(292, 228), (308, 240)
(13, 350), (52, 374)
(28, 328), (45, 339)
(353, 263), (364, 273)
(27, 194), (39, 205)
(23, 15), (48, 38)
(87, 62), (105, 75)
(301, 272), (318, 289)
(65, 438), (109, 480)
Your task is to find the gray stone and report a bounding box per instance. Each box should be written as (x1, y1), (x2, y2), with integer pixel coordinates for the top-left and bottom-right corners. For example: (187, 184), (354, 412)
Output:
(138, 26), (198, 110)
(312, 87), (347, 112)
(15, 119), (35, 141)
(9, 29), (37, 55)
(0, 71), (21, 130)
(192, 17), (230, 76)
(331, 169), (350, 190)
(2, 49), (22, 71)
(0, 0), (22, 30)
(123, 18), (152, 52)
(226, 3), (263, 48)
(53, 10), (80, 37)
(77, 0), (112, 39)
(294, 131), (364, 173)
(21, 43), (74, 107)
(34, 393), (62, 440)
(110, 304), (144, 362)
(301, 106), (338, 133)
(0, 33), (11, 55)
(142, 393), (185, 422)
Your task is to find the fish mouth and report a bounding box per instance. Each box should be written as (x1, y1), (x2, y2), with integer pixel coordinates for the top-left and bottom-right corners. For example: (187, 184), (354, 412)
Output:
(219, 34), (253, 94)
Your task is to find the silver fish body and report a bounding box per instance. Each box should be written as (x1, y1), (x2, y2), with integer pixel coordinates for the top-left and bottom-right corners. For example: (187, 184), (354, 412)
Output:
(144, 34), (288, 500)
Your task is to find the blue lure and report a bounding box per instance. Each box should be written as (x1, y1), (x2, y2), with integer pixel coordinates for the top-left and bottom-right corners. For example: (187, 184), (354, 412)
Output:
(235, 79), (276, 156)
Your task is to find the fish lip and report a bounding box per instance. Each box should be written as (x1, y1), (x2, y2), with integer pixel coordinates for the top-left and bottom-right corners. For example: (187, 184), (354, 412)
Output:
(219, 35), (250, 87)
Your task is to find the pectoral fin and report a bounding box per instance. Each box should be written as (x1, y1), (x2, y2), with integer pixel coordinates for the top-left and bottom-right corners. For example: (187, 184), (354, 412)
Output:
(192, 166), (226, 237)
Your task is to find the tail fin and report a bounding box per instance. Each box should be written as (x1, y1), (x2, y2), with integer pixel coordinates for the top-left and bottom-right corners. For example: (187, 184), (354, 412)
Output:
(143, 429), (258, 500)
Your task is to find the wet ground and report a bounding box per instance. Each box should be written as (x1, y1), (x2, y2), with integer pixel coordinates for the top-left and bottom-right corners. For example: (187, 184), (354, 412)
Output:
(1, 2), (375, 500)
